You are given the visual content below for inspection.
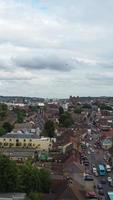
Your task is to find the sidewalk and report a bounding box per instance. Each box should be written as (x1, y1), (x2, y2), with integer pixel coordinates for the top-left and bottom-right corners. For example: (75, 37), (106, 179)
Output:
(73, 161), (84, 172)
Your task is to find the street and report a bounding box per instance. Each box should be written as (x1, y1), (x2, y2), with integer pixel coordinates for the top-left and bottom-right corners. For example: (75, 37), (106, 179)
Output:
(64, 119), (113, 200)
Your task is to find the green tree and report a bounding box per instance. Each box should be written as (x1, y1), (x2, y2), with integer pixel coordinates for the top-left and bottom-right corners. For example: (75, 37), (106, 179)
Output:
(100, 104), (112, 111)
(19, 163), (51, 194)
(59, 112), (73, 128)
(39, 168), (51, 193)
(25, 193), (42, 200)
(59, 106), (64, 115)
(15, 108), (26, 123)
(30, 193), (42, 200)
(44, 120), (55, 138)
(0, 127), (6, 136)
(1, 103), (8, 111)
(74, 107), (82, 114)
(82, 104), (92, 109)
(3, 122), (13, 133)
(0, 155), (18, 192)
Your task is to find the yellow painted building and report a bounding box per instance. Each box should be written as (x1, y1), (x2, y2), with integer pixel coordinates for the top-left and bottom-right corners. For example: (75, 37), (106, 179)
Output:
(0, 133), (55, 152)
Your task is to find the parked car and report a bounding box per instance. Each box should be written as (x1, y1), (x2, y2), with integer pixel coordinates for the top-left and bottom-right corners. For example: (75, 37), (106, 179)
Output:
(107, 176), (112, 183)
(109, 180), (113, 187)
(94, 171), (99, 177)
(84, 175), (94, 181)
(97, 184), (103, 190)
(85, 191), (97, 198)
(101, 179), (106, 184)
(98, 189), (104, 195)
(92, 167), (97, 173)
(105, 164), (111, 173)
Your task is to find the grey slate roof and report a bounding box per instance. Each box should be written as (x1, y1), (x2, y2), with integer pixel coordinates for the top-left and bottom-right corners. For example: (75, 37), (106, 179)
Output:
(1, 132), (39, 139)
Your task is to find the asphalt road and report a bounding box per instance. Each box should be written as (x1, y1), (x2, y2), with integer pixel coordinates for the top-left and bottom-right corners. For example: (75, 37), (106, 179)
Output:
(63, 118), (113, 199)
(83, 123), (113, 199)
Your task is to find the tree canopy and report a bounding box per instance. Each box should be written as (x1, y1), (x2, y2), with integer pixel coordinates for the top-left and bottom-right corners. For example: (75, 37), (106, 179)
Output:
(3, 122), (13, 133)
(0, 103), (8, 120)
(0, 155), (18, 192)
(0, 155), (51, 194)
(59, 112), (73, 128)
(100, 104), (113, 111)
(59, 106), (64, 115)
(44, 120), (55, 138)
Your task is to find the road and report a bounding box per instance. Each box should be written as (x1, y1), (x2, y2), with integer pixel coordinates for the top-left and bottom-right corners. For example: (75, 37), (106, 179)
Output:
(64, 118), (113, 199)
(83, 122), (113, 199)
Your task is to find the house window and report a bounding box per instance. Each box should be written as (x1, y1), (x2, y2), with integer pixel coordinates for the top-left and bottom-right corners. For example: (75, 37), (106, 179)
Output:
(16, 139), (19, 143)
(24, 139), (26, 142)
(9, 139), (12, 142)
(4, 139), (6, 141)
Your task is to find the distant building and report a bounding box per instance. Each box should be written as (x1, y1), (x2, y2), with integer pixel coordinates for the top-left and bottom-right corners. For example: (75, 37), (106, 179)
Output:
(0, 132), (56, 152)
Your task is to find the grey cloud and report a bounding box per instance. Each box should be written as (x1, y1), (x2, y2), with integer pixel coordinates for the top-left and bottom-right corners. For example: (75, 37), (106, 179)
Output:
(88, 74), (113, 86)
(13, 54), (76, 72)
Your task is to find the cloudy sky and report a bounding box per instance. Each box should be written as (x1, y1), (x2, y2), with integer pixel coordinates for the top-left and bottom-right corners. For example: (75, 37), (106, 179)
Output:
(0, 0), (113, 98)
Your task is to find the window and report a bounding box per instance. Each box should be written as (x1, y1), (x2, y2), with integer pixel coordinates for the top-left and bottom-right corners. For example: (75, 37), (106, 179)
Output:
(16, 139), (19, 142)
(24, 139), (26, 142)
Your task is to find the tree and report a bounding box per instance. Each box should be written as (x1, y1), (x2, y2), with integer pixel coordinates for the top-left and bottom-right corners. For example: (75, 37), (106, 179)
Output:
(0, 155), (18, 192)
(3, 122), (13, 133)
(59, 112), (73, 128)
(74, 107), (82, 114)
(0, 103), (8, 120)
(39, 168), (51, 193)
(0, 127), (6, 136)
(25, 193), (42, 200)
(0, 103), (8, 111)
(100, 104), (112, 111)
(15, 108), (26, 123)
(0, 155), (51, 194)
(82, 104), (92, 109)
(19, 163), (51, 194)
(59, 106), (64, 115)
(44, 120), (55, 138)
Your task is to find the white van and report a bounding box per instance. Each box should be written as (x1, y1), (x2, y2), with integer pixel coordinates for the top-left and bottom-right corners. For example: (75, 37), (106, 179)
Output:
(106, 164), (111, 172)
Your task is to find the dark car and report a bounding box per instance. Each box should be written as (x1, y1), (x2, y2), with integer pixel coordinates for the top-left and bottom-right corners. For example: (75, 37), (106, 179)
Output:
(101, 179), (106, 184)
(84, 162), (90, 166)
(98, 189), (104, 195)
(97, 184), (103, 190)
(109, 180), (113, 187)
(84, 175), (94, 181)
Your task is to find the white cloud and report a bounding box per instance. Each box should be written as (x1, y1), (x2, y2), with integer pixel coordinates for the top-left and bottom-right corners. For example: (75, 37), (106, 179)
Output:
(0, 0), (113, 97)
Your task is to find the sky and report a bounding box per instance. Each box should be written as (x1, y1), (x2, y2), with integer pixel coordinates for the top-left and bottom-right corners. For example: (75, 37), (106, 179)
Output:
(0, 0), (113, 98)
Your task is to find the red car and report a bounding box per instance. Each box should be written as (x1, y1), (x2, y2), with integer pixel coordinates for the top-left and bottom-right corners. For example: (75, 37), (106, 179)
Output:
(86, 191), (97, 198)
